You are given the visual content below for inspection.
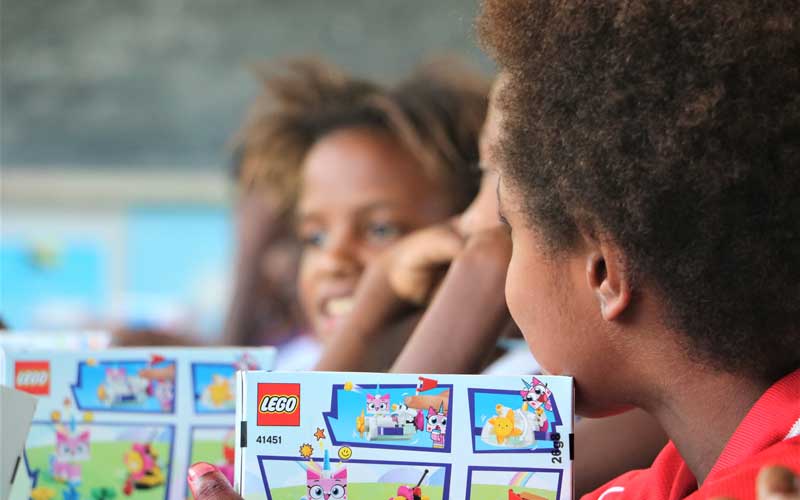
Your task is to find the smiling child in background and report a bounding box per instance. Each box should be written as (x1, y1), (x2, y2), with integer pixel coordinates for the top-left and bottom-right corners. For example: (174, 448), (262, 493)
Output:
(235, 58), (487, 369)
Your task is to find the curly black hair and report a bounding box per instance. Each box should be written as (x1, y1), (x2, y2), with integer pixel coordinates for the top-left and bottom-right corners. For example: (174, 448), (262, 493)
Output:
(478, 1), (800, 379)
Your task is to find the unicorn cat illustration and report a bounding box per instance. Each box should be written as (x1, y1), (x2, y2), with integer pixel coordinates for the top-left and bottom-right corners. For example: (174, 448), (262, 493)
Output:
(50, 425), (90, 484)
(97, 366), (150, 406)
(426, 403), (447, 449)
(520, 377), (553, 413)
(358, 392), (418, 441)
(302, 450), (347, 500)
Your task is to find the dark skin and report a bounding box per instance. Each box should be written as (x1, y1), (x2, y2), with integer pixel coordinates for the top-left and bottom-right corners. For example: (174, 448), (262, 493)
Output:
(497, 167), (770, 484)
(314, 81), (668, 496)
(313, 221), (512, 373)
(390, 78), (511, 373)
(186, 85), (797, 500)
(314, 84), (512, 373)
(296, 126), (457, 345)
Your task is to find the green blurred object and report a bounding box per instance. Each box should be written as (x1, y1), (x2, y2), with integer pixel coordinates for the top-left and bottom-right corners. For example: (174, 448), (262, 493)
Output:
(90, 487), (117, 500)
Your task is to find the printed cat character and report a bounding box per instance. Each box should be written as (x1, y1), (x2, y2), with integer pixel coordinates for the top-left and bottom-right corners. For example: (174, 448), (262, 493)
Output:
(50, 428), (90, 484)
(98, 367), (150, 406)
(233, 353), (260, 371)
(362, 392), (419, 440)
(366, 393), (390, 416)
(302, 450), (347, 500)
(520, 377), (553, 412)
(426, 403), (447, 449)
(152, 379), (174, 411)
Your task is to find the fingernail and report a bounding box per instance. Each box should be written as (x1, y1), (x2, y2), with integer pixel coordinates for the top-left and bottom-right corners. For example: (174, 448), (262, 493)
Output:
(188, 462), (217, 483)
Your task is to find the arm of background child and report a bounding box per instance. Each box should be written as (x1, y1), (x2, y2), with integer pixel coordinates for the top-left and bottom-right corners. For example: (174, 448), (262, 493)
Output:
(312, 261), (420, 371)
(391, 226), (512, 374)
(313, 223), (464, 371)
(574, 408), (668, 497)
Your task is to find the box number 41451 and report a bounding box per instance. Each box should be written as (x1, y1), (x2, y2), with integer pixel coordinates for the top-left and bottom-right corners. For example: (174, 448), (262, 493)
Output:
(255, 435), (282, 445)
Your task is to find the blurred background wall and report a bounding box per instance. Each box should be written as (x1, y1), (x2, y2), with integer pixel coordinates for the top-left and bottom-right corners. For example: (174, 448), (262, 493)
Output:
(0, 0), (491, 337)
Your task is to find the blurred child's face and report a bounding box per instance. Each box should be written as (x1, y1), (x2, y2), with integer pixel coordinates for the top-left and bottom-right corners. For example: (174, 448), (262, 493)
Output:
(297, 127), (456, 339)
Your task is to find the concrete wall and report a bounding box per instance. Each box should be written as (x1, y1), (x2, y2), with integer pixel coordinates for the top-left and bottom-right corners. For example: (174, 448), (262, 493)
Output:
(1, 0), (491, 169)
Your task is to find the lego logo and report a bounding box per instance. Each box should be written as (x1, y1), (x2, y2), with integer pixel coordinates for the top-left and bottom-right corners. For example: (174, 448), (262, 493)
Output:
(257, 383), (301, 426)
(16, 370), (49, 387)
(259, 395), (298, 414)
(14, 361), (51, 395)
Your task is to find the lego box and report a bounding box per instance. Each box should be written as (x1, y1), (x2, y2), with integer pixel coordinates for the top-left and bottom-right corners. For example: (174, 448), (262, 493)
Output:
(0, 346), (276, 500)
(235, 372), (574, 500)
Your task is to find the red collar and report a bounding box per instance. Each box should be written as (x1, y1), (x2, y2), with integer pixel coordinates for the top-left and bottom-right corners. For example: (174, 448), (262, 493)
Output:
(708, 368), (800, 478)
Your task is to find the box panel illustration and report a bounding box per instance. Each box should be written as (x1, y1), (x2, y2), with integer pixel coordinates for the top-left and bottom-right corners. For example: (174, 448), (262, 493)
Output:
(1, 347), (276, 500)
(236, 372), (574, 500)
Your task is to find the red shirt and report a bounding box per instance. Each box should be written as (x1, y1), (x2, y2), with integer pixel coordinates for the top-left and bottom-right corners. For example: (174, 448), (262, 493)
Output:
(582, 368), (800, 500)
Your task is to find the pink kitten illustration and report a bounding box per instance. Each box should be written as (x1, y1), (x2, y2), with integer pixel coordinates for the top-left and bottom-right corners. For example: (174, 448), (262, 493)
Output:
(51, 428), (90, 484)
(366, 393), (390, 416)
(426, 403), (447, 449)
(304, 450), (347, 500)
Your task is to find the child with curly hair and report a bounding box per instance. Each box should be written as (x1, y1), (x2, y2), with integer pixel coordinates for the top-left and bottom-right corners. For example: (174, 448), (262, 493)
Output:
(234, 58), (487, 369)
(477, 0), (800, 497)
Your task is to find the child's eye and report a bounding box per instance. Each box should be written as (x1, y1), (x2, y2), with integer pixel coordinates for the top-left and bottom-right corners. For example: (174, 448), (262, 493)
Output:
(366, 222), (401, 242)
(300, 230), (327, 248)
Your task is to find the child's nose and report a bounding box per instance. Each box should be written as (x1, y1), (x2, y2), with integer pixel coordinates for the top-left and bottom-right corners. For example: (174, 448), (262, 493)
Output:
(319, 227), (363, 275)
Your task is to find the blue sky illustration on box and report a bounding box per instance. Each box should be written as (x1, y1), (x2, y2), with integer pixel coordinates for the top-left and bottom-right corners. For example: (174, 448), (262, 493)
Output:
(471, 389), (558, 452)
(72, 360), (176, 413)
(324, 384), (451, 451)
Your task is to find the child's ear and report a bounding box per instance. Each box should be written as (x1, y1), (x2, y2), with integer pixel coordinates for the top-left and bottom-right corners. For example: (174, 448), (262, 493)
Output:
(586, 242), (631, 321)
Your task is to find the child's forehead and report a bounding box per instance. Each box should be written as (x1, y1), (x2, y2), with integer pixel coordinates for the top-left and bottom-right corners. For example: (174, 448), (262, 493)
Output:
(301, 131), (434, 191)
